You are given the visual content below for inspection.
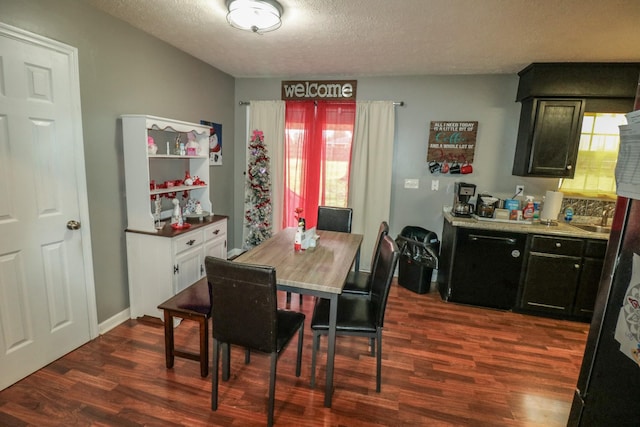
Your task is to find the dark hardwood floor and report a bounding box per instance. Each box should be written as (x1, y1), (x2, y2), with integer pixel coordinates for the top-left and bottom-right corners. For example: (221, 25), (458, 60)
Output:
(0, 279), (589, 426)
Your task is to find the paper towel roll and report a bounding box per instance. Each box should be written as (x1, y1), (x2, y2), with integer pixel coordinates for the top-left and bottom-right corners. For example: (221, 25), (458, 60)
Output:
(541, 191), (563, 222)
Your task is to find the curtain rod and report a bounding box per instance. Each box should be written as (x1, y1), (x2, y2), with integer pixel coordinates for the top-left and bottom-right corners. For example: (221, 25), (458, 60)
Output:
(239, 101), (404, 106)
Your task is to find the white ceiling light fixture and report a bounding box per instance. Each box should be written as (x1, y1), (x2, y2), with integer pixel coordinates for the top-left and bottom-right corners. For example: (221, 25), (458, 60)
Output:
(226, 0), (283, 34)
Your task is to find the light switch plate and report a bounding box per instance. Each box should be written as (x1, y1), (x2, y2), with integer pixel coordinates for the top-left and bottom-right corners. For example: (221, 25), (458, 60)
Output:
(404, 179), (419, 189)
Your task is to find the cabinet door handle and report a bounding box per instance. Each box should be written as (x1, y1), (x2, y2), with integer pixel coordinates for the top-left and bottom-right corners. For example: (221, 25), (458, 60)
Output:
(201, 264), (204, 275)
(212, 229), (220, 235)
(555, 242), (562, 248)
(574, 264), (580, 269)
(174, 265), (179, 274)
(469, 234), (517, 245)
(567, 165), (573, 170)
(186, 239), (196, 246)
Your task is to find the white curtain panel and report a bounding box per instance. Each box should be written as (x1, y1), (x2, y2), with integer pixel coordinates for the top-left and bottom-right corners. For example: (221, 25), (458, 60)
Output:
(350, 101), (395, 272)
(247, 101), (286, 238)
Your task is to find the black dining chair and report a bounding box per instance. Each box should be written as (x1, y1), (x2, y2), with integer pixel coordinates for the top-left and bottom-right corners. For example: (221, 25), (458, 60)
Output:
(310, 234), (399, 392)
(287, 205), (357, 305)
(205, 256), (305, 427)
(316, 205), (353, 233)
(342, 221), (389, 297)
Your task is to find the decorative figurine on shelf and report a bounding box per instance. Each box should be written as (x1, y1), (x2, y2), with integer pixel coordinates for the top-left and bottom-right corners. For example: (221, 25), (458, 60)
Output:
(147, 136), (158, 155)
(183, 171), (193, 186)
(171, 198), (182, 225)
(186, 132), (200, 156)
(184, 198), (197, 215)
(195, 201), (203, 215)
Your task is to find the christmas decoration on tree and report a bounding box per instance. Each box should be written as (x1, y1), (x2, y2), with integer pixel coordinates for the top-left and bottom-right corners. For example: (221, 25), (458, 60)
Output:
(244, 129), (273, 248)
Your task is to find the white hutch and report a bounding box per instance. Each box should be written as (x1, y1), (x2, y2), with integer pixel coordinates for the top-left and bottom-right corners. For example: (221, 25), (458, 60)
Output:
(122, 115), (227, 319)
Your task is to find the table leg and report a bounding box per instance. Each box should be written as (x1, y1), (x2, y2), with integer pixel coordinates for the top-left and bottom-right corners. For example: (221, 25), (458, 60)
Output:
(324, 293), (338, 407)
(163, 310), (174, 369)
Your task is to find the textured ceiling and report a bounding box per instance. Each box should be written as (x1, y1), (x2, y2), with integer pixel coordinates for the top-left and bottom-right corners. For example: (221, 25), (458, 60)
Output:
(84, 0), (640, 78)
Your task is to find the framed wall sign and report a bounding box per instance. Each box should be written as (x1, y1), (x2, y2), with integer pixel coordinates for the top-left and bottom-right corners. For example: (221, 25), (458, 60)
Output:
(427, 121), (478, 163)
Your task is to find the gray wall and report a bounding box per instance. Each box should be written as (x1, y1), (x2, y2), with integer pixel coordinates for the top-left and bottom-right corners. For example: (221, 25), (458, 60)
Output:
(0, 0), (236, 323)
(234, 75), (559, 245)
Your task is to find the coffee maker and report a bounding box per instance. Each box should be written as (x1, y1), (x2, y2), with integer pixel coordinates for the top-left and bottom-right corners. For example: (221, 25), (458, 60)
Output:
(453, 182), (476, 217)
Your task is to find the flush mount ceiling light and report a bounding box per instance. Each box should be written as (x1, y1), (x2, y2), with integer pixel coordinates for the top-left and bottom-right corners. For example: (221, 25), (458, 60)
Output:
(226, 0), (283, 33)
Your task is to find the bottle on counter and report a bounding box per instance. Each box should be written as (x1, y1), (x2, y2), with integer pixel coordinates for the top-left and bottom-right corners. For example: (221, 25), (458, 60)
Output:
(523, 196), (535, 220)
(564, 206), (574, 223)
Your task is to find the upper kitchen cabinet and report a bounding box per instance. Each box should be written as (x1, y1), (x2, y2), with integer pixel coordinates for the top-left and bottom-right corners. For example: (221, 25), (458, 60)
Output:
(512, 63), (640, 178)
(513, 98), (585, 177)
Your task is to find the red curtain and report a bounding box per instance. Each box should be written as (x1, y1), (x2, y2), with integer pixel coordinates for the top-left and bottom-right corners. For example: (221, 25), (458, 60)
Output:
(283, 100), (355, 229)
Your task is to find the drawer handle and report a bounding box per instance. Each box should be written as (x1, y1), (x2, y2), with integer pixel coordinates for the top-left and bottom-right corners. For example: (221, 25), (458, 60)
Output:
(469, 234), (517, 244)
(186, 239), (196, 246)
(555, 242), (561, 248)
(574, 264), (580, 269)
(212, 229), (220, 235)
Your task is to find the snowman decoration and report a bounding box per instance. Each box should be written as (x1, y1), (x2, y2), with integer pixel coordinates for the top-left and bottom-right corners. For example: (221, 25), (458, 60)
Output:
(171, 198), (183, 226)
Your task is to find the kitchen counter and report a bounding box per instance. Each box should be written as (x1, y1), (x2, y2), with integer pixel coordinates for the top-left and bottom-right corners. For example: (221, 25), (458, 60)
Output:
(444, 212), (609, 240)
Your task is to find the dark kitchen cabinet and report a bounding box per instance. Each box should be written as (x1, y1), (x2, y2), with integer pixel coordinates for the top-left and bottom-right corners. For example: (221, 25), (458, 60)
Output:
(572, 240), (608, 319)
(512, 62), (640, 178)
(438, 221), (526, 310)
(518, 235), (607, 320)
(512, 98), (585, 178)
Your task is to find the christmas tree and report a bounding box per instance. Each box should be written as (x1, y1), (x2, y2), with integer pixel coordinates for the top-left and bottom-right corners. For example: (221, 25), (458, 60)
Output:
(244, 130), (273, 248)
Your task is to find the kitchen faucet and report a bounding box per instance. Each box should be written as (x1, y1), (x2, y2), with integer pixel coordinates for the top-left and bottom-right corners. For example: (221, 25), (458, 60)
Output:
(601, 205), (615, 226)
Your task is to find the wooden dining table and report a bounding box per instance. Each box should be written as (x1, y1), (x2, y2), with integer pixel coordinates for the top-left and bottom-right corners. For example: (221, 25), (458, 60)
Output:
(233, 227), (363, 407)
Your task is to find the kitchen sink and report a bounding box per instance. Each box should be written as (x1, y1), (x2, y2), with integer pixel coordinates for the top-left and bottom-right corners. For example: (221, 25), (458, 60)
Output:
(571, 224), (612, 233)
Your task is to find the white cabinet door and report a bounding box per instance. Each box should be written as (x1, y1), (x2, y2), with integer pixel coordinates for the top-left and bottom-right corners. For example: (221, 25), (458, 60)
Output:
(174, 245), (204, 294)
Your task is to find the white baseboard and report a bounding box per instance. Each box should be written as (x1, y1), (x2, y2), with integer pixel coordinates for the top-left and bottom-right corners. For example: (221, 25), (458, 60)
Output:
(98, 308), (130, 335)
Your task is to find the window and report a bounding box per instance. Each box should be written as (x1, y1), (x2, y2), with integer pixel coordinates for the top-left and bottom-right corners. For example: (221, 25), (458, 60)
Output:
(560, 112), (627, 199)
(283, 101), (355, 228)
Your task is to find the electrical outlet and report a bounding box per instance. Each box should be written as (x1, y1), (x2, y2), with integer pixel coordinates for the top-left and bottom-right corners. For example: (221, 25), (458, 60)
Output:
(404, 179), (419, 189)
(515, 185), (524, 196)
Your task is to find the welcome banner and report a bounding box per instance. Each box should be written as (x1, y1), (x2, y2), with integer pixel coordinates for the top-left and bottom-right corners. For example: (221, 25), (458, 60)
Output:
(281, 80), (357, 101)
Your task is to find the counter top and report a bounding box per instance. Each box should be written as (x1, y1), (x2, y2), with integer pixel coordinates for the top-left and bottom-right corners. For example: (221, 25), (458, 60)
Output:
(444, 212), (609, 240)
(126, 214), (228, 237)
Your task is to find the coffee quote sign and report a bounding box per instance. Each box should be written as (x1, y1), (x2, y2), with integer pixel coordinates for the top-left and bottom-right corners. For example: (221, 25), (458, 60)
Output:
(427, 121), (478, 163)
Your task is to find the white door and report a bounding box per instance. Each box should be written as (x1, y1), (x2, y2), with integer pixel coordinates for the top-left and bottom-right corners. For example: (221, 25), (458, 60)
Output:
(0, 23), (97, 390)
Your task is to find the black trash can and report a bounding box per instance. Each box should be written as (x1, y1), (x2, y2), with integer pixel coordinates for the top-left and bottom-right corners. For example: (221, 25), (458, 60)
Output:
(396, 226), (439, 294)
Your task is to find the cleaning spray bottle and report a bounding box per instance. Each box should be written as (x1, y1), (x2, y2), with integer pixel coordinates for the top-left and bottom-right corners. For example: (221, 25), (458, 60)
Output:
(522, 196), (535, 221)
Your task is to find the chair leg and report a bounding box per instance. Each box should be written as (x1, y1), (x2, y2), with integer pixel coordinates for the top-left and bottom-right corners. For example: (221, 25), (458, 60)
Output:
(370, 337), (375, 356)
(245, 348), (251, 364)
(310, 331), (319, 388)
(376, 328), (382, 392)
(211, 339), (219, 410)
(296, 322), (304, 377)
(200, 317), (209, 377)
(299, 293), (303, 305)
(286, 291), (292, 304)
(268, 352), (277, 427)
(355, 247), (360, 271)
(222, 343), (231, 381)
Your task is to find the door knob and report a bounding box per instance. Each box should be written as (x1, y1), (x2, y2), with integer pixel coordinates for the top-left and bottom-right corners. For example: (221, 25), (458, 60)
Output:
(66, 220), (81, 230)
